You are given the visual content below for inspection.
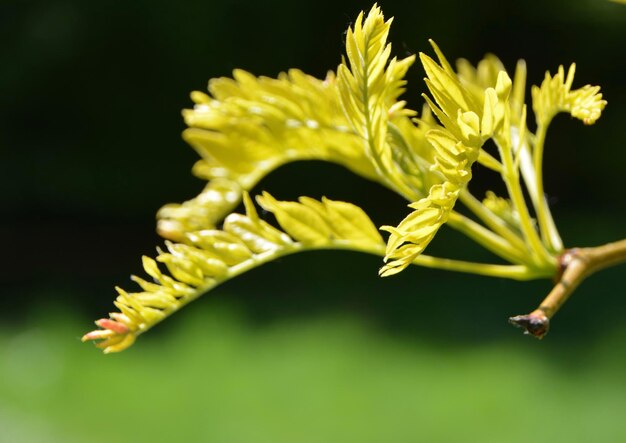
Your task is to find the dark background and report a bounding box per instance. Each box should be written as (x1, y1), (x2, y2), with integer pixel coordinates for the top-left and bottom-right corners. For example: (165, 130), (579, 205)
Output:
(2, 0), (625, 338)
(1, 1), (626, 440)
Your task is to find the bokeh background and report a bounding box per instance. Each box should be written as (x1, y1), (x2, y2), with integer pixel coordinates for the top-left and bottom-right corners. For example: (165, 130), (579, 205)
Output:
(2, 0), (626, 441)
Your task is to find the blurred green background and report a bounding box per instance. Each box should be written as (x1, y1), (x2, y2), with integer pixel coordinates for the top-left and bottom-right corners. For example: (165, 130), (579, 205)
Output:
(2, 0), (626, 441)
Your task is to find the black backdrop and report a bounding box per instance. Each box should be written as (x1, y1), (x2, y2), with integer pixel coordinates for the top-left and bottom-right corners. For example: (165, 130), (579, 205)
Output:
(2, 0), (625, 342)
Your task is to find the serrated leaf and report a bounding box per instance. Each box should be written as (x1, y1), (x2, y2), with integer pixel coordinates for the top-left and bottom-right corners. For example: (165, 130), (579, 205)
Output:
(380, 184), (457, 277)
(257, 192), (331, 245)
(420, 53), (479, 120)
(336, 5), (418, 200)
(222, 213), (285, 254)
(321, 197), (383, 243)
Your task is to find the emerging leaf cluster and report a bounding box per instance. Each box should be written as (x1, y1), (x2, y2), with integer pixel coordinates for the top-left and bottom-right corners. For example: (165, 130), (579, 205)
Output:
(84, 5), (606, 352)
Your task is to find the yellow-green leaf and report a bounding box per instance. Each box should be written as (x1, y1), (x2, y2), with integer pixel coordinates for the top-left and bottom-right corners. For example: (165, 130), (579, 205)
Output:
(257, 192), (331, 245)
(321, 197), (383, 243)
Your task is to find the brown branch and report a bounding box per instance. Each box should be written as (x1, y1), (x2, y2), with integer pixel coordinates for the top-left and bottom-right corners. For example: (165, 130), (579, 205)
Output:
(509, 238), (626, 339)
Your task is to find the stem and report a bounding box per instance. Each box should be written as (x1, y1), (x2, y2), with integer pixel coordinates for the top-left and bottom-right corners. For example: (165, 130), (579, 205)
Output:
(517, 133), (564, 254)
(411, 256), (540, 280)
(477, 150), (504, 173)
(531, 123), (562, 252)
(128, 235), (544, 341)
(326, 240), (541, 280)
(496, 132), (554, 268)
(509, 238), (626, 338)
(458, 189), (529, 254)
(448, 211), (531, 265)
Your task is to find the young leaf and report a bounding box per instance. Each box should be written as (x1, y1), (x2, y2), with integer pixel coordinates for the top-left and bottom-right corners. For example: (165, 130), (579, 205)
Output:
(256, 192), (332, 245)
(321, 197), (383, 244)
(160, 68), (387, 242)
(336, 4), (418, 200)
(380, 48), (489, 277)
(84, 193), (384, 352)
(531, 64), (606, 126)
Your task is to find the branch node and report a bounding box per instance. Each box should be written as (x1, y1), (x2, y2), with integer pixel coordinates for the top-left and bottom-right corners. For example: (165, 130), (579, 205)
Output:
(508, 311), (550, 339)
